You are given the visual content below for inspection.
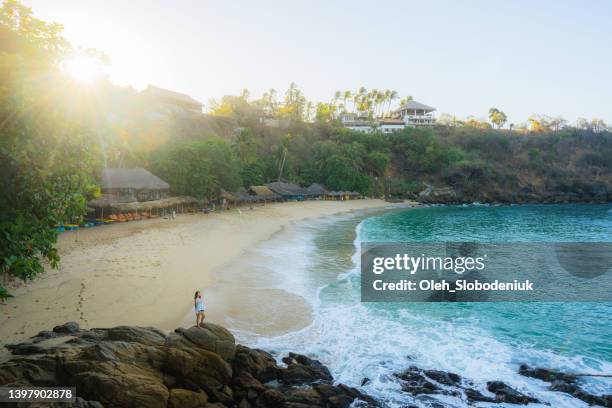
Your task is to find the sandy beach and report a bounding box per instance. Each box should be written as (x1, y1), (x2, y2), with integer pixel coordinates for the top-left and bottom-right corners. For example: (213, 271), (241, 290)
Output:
(0, 199), (407, 346)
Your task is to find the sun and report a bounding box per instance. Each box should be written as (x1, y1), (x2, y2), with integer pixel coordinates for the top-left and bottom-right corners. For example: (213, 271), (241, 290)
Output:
(63, 55), (106, 81)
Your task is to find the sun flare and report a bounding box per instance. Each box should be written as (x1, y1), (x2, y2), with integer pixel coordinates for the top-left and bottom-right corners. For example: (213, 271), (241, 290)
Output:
(63, 55), (105, 81)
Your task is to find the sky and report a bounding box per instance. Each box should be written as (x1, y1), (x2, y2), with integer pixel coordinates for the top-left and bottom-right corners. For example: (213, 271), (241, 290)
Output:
(24, 0), (612, 124)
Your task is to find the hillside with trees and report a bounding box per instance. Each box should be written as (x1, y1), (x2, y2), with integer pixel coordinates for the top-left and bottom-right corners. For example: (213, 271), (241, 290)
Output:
(201, 87), (612, 203)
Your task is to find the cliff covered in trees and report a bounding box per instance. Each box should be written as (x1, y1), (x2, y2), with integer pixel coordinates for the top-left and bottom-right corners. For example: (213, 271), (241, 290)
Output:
(152, 112), (612, 205)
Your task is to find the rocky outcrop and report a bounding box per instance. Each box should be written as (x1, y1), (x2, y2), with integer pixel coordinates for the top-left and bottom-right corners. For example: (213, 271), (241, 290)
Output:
(418, 184), (460, 204)
(3, 323), (610, 407)
(416, 181), (611, 204)
(519, 364), (612, 407)
(0, 322), (377, 408)
(393, 364), (612, 407)
(394, 366), (541, 405)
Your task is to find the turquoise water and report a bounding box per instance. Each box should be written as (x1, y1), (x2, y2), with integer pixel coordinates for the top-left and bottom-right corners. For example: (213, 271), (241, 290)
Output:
(251, 204), (612, 408)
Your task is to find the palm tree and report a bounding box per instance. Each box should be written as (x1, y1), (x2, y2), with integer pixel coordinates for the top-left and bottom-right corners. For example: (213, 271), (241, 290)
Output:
(232, 129), (257, 164)
(285, 82), (300, 105)
(354, 94), (363, 115)
(381, 90), (390, 117)
(268, 88), (277, 115)
(354, 87), (366, 115)
(374, 90), (383, 117)
(488, 107), (507, 128)
(241, 88), (250, 101)
(386, 90), (398, 117)
(399, 96), (413, 108)
(367, 90), (377, 117)
(333, 90), (341, 109)
(343, 90), (351, 113)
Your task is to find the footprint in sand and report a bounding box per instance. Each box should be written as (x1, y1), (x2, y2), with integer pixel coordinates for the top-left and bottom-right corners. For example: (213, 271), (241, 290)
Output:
(76, 282), (87, 323)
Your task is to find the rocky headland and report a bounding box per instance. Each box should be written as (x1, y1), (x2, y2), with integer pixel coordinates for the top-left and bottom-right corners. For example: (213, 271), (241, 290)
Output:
(415, 182), (611, 204)
(1, 322), (610, 407)
(0, 322), (375, 408)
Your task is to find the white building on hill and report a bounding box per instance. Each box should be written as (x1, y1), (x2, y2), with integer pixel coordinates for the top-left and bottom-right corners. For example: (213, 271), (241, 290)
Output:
(392, 100), (436, 126)
(378, 119), (406, 133)
(340, 100), (436, 133)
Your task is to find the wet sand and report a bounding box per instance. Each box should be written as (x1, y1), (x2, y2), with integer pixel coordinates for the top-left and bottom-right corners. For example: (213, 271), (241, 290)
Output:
(0, 200), (410, 346)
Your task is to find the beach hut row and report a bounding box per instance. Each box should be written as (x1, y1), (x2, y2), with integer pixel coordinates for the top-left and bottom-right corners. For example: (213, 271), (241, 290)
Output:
(326, 191), (362, 200)
(219, 186), (282, 206)
(88, 195), (201, 221)
(220, 182), (363, 208)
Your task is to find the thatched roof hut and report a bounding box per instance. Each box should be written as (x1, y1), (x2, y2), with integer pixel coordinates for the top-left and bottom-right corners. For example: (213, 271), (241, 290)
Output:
(266, 182), (307, 198)
(99, 168), (170, 203)
(101, 168), (169, 191)
(248, 185), (280, 202)
(89, 195), (199, 212)
(305, 183), (328, 197)
(220, 190), (239, 202)
(249, 185), (275, 196)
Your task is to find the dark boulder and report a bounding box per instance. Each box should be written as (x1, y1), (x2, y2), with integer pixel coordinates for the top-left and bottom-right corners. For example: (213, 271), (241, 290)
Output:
(312, 383), (378, 408)
(550, 380), (612, 407)
(175, 323), (236, 360)
(0, 322), (379, 408)
(394, 367), (443, 395)
(106, 326), (167, 346)
(518, 364), (612, 407)
(53, 322), (81, 334)
(167, 388), (208, 408)
(519, 364), (577, 383)
(486, 381), (540, 404)
(464, 388), (496, 403)
(233, 345), (279, 382)
(278, 353), (332, 385)
(256, 388), (286, 408)
(423, 369), (462, 387)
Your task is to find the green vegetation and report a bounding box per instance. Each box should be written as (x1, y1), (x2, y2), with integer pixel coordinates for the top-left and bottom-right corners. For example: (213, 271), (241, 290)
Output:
(1, 0), (611, 299)
(151, 139), (241, 200)
(0, 1), (100, 299)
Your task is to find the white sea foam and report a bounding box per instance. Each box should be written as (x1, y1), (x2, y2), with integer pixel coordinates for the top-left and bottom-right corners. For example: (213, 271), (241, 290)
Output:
(245, 210), (611, 408)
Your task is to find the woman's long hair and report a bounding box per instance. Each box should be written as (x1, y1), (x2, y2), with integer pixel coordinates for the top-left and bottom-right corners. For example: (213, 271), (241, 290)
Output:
(194, 291), (200, 307)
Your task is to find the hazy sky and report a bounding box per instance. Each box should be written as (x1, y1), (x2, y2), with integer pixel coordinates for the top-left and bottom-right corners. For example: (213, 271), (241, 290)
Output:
(25, 0), (612, 124)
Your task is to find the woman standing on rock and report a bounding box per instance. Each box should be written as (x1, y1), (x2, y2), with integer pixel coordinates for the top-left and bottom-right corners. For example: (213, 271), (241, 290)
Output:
(194, 290), (206, 327)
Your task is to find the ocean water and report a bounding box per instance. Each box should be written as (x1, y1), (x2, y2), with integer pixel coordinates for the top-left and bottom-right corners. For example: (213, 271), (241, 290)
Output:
(247, 204), (612, 408)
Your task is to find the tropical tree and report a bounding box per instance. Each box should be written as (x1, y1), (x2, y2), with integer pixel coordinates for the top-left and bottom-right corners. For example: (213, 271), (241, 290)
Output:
(232, 128), (258, 164)
(342, 90), (351, 113)
(590, 118), (608, 133)
(528, 115), (551, 133)
(315, 102), (336, 122)
(151, 139), (241, 199)
(281, 82), (306, 121)
(399, 96), (413, 107)
(276, 133), (292, 181)
(0, 0), (99, 299)
(356, 87), (367, 114)
(465, 117), (492, 129)
(386, 90), (399, 117)
(333, 90), (341, 109)
(549, 116), (567, 133)
(240, 88), (250, 101)
(488, 108), (508, 128)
